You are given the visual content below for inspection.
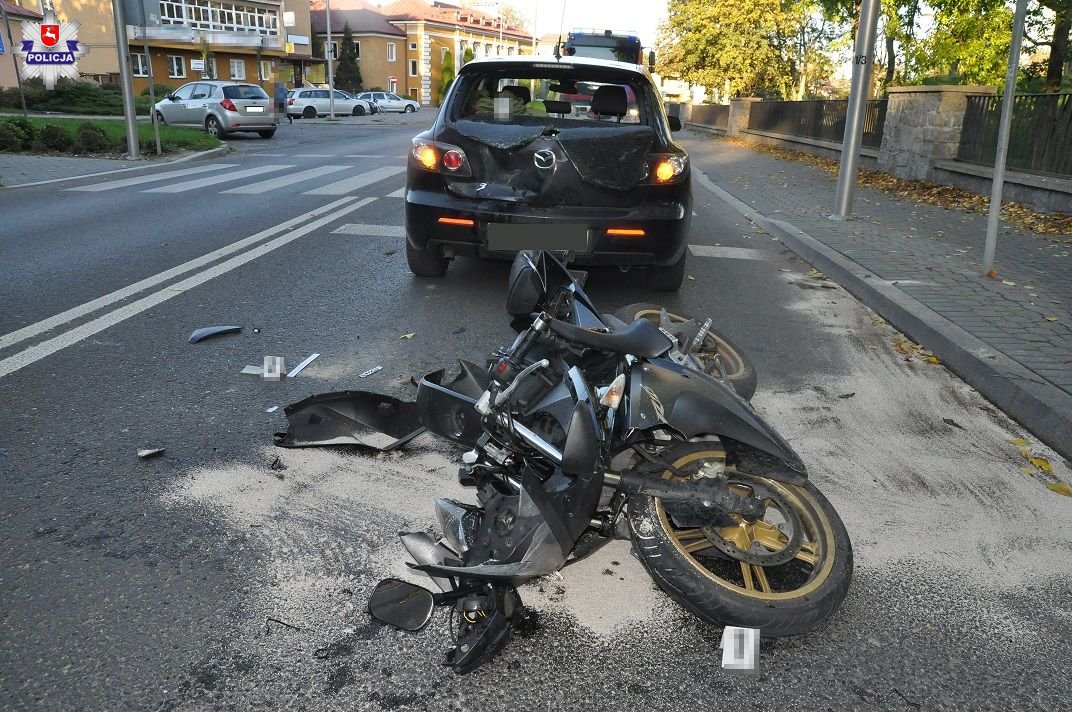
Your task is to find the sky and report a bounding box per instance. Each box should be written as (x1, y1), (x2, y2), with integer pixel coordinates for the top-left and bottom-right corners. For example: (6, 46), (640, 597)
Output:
(469, 0), (670, 48)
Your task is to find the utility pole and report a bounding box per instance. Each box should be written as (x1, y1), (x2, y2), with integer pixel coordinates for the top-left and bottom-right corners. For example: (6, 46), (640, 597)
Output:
(1, 2), (29, 117)
(138, 3), (161, 155)
(112, 0), (140, 159)
(325, 0), (336, 120)
(983, 0), (1030, 274)
(831, 0), (881, 219)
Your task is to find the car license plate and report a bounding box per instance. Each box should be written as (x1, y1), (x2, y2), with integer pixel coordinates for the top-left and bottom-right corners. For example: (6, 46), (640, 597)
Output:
(246, 106), (264, 113)
(486, 223), (589, 252)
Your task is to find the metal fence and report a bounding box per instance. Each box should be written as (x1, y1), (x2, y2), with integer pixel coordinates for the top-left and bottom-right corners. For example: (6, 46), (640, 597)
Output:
(957, 93), (1072, 178)
(747, 99), (888, 149)
(689, 104), (729, 129)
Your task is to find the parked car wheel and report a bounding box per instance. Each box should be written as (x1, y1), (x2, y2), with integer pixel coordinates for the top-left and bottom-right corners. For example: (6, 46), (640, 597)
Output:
(303, 105), (317, 119)
(404, 104), (415, 113)
(154, 111), (167, 127)
(352, 105), (366, 116)
(644, 252), (687, 292)
(258, 130), (276, 139)
(406, 240), (449, 277)
(205, 115), (223, 138)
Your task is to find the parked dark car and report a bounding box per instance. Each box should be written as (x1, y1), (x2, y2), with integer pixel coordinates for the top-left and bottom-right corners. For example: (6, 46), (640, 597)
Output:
(404, 55), (691, 290)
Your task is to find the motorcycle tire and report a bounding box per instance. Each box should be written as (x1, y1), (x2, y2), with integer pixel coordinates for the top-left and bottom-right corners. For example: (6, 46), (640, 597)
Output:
(627, 442), (852, 637)
(612, 303), (758, 400)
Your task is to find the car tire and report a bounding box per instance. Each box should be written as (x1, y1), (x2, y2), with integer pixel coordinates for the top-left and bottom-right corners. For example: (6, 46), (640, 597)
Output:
(404, 104), (415, 113)
(205, 115), (224, 138)
(258, 130), (276, 139)
(406, 240), (449, 277)
(303, 106), (316, 119)
(352, 105), (366, 116)
(154, 111), (167, 127)
(644, 252), (687, 291)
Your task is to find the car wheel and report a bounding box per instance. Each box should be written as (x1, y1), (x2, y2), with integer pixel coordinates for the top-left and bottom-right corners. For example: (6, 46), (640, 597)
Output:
(154, 111), (167, 127)
(406, 240), (449, 277)
(302, 105), (316, 119)
(205, 115), (223, 138)
(404, 104), (415, 113)
(644, 252), (687, 292)
(352, 105), (366, 116)
(258, 130), (276, 139)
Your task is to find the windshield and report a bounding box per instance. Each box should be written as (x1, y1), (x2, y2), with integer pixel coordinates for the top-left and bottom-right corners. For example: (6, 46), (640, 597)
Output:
(223, 85), (269, 100)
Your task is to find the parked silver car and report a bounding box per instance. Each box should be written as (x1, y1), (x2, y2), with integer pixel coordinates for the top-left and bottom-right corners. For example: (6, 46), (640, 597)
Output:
(154, 81), (277, 139)
(286, 88), (375, 118)
(355, 91), (420, 113)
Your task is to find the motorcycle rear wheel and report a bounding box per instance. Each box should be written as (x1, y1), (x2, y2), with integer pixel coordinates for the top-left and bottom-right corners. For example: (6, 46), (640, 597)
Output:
(628, 442), (852, 636)
(612, 303), (757, 400)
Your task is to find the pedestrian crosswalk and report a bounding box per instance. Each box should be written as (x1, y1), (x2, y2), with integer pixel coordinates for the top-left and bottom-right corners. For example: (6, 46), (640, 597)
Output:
(63, 163), (406, 198)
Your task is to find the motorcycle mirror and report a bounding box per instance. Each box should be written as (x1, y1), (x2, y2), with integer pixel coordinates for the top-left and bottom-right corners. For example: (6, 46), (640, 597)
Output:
(368, 578), (435, 631)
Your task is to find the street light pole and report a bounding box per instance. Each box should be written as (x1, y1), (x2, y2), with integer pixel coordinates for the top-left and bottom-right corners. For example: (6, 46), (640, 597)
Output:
(831, 0), (881, 219)
(983, 0), (1030, 274)
(111, 0), (140, 160)
(325, 0), (336, 120)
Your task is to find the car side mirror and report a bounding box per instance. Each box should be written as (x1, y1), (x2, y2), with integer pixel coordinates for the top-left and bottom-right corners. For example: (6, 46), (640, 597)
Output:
(668, 115), (682, 132)
(167, 94), (178, 101)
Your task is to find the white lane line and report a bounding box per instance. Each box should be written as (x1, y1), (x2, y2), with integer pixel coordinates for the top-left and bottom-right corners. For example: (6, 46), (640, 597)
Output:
(385, 186), (405, 198)
(64, 164), (236, 192)
(0, 197), (357, 352)
(293, 154), (334, 158)
(256, 153), (287, 156)
(143, 165), (292, 193)
(332, 224), (405, 237)
(304, 165), (406, 195)
(689, 245), (772, 261)
(221, 165), (350, 194)
(0, 198), (377, 379)
(345, 154), (386, 158)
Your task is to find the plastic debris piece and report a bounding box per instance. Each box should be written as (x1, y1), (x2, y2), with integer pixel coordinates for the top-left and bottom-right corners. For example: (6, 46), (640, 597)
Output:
(274, 391), (426, 451)
(137, 448), (165, 459)
(359, 365), (383, 378)
(287, 353), (320, 378)
(263, 356), (286, 381)
(837, 392), (855, 399)
(189, 325), (242, 343)
(942, 417), (964, 430)
(400, 332), (416, 340)
(241, 365), (263, 375)
(266, 405), (279, 413)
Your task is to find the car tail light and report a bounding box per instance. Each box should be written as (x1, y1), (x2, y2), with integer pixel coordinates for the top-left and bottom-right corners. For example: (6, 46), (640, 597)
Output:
(646, 153), (688, 184)
(288, 98), (295, 105)
(220, 98), (237, 112)
(411, 138), (471, 177)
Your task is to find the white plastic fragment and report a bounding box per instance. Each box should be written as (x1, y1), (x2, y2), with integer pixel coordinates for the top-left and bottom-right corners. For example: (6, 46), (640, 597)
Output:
(359, 365), (383, 378)
(137, 448), (165, 459)
(287, 353), (320, 378)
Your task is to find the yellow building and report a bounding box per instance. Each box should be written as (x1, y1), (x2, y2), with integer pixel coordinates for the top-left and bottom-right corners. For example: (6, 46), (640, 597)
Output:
(311, 0), (532, 106)
(0, 0), (42, 90)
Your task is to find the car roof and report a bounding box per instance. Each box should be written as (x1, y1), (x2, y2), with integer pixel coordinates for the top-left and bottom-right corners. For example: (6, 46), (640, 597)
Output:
(459, 54), (649, 76)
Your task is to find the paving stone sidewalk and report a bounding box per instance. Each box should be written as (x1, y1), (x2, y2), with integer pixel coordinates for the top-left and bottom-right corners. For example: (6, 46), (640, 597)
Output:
(681, 131), (1072, 457)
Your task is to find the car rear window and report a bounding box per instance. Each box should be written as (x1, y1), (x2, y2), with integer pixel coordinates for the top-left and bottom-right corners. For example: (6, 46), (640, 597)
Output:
(223, 85), (269, 100)
(449, 66), (651, 126)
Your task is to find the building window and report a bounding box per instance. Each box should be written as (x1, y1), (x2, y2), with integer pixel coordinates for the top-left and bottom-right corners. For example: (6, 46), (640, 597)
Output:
(408, 59), (417, 77)
(258, 60), (271, 80)
(507, 46), (514, 56)
(159, 0), (279, 36)
(484, 43), (491, 54)
(495, 45), (501, 55)
(131, 52), (148, 77)
(409, 41), (417, 51)
(229, 58), (245, 80)
(168, 55), (186, 78)
(354, 40), (360, 59)
(387, 43), (396, 61)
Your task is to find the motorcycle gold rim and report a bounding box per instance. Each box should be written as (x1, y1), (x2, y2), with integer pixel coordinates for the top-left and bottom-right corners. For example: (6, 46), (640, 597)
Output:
(655, 448), (836, 601)
(632, 308), (745, 378)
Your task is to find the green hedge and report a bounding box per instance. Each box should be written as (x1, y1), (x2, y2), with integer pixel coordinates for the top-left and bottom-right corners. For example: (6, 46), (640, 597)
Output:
(0, 117), (219, 155)
(0, 79), (153, 116)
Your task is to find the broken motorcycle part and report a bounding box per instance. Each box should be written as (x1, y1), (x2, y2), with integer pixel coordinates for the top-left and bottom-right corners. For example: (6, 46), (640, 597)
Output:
(188, 325), (241, 343)
(274, 391), (426, 451)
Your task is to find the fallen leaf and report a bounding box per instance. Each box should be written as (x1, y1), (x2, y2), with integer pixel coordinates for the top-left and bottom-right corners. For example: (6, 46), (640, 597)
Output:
(1018, 466), (1038, 475)
(1007, 437), (1029, 446)
(1020, 448), (1032, 459)
(779, 268), (792, 272)
(924, 355), (941, 365)
(986, 270), (998, 279)
(942, 417), (964, 430)
(399, 332), (416, 340)
(687, 275), (696, 281)
(1046, 482), (1072, 497)
(1029, 456), (1053, 473)
(1044, 316), (1059, 322)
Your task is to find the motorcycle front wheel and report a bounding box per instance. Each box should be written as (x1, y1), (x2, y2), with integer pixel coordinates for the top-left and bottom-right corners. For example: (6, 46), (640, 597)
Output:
(628, 442), (852, 636)
(613, 303), (758, 400)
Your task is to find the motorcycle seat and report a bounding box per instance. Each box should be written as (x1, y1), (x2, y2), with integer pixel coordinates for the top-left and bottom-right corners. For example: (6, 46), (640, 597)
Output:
(549, 317), (672, 359)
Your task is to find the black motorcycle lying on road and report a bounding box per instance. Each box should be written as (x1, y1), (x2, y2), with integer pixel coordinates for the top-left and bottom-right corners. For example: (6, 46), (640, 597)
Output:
(284, 250), (853, 673)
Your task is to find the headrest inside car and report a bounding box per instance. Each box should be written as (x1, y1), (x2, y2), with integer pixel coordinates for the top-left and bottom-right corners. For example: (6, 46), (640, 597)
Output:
(591, 86), (627, 117)
(500, 85), (531, 104)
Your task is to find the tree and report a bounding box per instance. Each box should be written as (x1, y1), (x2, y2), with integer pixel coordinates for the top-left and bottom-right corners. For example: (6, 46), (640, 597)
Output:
(462, 46), (475, 66)
(904, 2), (1013, 86)
(335, 23), (363, 93)
(439, 50), (455, 104)
(1030, 0), (1071, 90)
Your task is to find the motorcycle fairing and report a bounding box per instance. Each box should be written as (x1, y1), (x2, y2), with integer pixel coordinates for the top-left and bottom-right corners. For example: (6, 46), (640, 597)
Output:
(273, 391), (425, 451)
(416, 362), (490, 447)
(624, 359), (807, 480)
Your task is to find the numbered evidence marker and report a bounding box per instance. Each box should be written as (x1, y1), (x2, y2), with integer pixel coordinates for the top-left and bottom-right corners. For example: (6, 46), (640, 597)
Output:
(720, 626), (760, 674)
(263, 356), (286, 381)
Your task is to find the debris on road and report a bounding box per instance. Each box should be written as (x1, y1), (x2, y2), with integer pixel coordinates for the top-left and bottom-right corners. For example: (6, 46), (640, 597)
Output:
(264, 617), (302, 634)
(241, 365), (263, 376)
(274, 391), (426, 451)
(287, 353), (321, 378)
(1046, 482), (1072, 497)
(263, 356), (286, 381)
(188, 325), (242, 344)
(942, 418), (965, 430)
(400, 332), (416, 340)
(266, 405), (279, 413)
(837, 392), (856, 399)
(359, 365), (383, 378)
(137, 448), (165, 459)
(269, 456), (286, 471)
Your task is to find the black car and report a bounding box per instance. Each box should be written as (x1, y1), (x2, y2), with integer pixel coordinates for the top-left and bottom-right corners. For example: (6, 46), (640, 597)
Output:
(405, 55), (692, 291)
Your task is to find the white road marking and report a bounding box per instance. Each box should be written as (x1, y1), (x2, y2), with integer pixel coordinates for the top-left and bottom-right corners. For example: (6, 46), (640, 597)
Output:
(385, 186), (405, 198)
(64, 164), (236, 192)
(303, 165), (406, 195)
(292, 154), (334, 158)
(332, 224), (405, 237)
(345, 154), (386, 158)
(0, 197), (358, 352)
(0, 198), (377, 379)
(255, 153), (287, 156)
(689, 245), (772, 260)
(143, 165), (292, 193)
(221, 165), (350, 194)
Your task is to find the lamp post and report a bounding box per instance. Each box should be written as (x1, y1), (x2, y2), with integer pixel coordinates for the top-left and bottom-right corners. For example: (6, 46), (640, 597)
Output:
(325, 0), (336, 120)
(111, 0), (140, 160)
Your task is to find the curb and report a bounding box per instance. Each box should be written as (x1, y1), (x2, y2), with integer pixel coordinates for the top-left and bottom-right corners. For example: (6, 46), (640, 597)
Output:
(697, 169), (1072, 461)
(0, 144), (230, 189)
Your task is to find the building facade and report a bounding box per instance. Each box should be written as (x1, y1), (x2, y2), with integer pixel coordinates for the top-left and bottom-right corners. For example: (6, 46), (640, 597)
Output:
(0, 0), (43, 90)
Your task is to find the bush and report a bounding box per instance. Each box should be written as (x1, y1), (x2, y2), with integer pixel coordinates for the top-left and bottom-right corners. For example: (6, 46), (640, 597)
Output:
(75, 122), (110, 152)
(30, 140), (48, 153)
(38, 123), (72, 151)
(1, 116), (37, 148)
(69, 141), (85, 155)
(0, 122), (24, 151)
(140, 84), (173, 98)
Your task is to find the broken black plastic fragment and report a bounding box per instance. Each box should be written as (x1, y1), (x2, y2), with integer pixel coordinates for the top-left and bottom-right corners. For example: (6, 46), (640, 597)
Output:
(274, 391), (426, 451)
(188, 325), (242, 343)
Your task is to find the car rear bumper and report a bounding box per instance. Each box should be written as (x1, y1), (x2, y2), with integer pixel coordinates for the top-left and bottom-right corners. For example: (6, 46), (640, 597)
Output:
(221, 111), (277, 130)
(405, 187), (690, 267)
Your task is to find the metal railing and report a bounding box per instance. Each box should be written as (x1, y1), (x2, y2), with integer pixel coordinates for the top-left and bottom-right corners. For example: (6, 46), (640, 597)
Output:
(957, 93), (1072, 178)
(747, 99), (888, 150)
(689, 104), (728, 129)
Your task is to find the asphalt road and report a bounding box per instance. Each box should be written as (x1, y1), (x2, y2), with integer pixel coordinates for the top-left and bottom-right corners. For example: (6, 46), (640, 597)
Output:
(1, 119), (1069, 711)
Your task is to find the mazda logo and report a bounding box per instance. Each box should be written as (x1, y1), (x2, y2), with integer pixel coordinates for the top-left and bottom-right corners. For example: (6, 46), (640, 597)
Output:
(533, 150), (556, 170)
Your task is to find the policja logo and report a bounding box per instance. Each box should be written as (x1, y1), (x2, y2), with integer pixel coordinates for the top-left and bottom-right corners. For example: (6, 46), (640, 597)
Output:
(17, 10), (88, 89)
